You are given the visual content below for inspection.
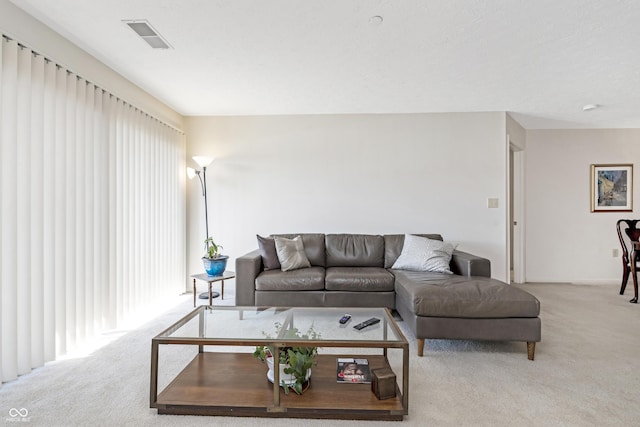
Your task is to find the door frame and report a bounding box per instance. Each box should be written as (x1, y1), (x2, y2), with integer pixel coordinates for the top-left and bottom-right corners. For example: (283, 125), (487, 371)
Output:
(508, 138), (525, 284)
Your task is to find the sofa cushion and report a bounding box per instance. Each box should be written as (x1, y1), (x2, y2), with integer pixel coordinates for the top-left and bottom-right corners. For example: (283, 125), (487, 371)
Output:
(384, 234), (443, 268)
(256, 291), (325, 307)
(325, 267), (395, 291)
(326, 234), (384, 267)
(392, 234), (456, 274)
(255, 267), (325, 291)
(393, 270), (540, 318)
(274, 236), (311, 271)
(272, 233), (326, 267)
(257, 235), (281, 270)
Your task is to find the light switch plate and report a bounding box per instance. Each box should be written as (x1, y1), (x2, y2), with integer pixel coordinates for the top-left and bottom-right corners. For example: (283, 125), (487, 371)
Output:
(487, 198), (499, 208)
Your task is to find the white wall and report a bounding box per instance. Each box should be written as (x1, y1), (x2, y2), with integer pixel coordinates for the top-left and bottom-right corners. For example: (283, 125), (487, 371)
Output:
(185, 112), (509, 285)
(526, 129), (640, 284)
(0, 0), (183, 131)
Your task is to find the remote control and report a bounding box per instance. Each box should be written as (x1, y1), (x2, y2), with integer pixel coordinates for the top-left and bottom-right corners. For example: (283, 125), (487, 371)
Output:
(339, 314), (352, 324)
(353, 317), (380, 330)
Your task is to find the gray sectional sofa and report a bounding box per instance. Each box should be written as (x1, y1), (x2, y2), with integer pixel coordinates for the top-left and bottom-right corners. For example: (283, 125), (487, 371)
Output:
(236, 233), (541, 360)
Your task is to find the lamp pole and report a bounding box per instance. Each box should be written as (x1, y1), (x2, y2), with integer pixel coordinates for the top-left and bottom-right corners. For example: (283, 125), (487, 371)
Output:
(202, 164), (209, 243)
(191, 156), (213, 246)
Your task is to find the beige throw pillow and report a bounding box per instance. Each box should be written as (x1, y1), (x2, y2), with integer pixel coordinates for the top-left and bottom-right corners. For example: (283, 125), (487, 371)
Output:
(391, 234), (456, 274)
(274, 235), (311, 272)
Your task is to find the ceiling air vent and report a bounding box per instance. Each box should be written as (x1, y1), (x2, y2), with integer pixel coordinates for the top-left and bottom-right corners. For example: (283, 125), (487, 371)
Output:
(123, 20), (172, 49)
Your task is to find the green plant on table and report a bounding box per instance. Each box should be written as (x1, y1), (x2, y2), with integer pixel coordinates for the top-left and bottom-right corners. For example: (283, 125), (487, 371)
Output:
(253, 322), (320, 395)
(204, 237), (223, 258)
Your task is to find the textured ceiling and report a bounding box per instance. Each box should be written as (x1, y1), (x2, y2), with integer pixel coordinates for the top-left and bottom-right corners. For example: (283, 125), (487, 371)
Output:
(10, 0), (640, 129)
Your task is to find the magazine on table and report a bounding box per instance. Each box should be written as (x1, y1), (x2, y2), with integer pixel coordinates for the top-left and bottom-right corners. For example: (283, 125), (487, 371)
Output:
(336, 358), (371, 383)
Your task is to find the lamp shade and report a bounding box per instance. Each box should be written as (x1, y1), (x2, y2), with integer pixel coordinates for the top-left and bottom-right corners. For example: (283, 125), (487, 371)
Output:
(186, 167), (196, 179)
(192, 156), (213, 168)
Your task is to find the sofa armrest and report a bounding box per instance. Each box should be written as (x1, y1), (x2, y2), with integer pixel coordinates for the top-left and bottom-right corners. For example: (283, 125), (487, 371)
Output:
(450, 250), (491, 278)
(235, 249), (262, 306)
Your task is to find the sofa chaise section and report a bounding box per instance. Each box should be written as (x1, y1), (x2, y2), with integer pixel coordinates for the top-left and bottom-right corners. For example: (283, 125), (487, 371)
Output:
(392, 270), (541, 359)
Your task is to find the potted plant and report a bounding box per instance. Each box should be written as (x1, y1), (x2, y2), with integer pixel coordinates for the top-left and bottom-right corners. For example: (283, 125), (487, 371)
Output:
(202, 237), (228, 276)
(253, 322), (320, 395)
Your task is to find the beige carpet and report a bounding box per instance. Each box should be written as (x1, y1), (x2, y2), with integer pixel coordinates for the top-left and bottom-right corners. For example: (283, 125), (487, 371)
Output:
(0, 282), (638, 426)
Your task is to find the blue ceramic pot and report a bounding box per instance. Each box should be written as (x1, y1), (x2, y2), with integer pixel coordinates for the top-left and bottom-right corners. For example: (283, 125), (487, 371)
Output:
(202, 255), (228, 276)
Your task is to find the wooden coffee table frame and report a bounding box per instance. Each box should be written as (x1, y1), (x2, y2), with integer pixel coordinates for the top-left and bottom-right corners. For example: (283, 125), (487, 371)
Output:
(150, 306), (409, 420)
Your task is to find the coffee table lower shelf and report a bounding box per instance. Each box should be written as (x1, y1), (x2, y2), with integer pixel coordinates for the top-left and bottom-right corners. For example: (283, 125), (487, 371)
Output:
(155, 352), (406, 420)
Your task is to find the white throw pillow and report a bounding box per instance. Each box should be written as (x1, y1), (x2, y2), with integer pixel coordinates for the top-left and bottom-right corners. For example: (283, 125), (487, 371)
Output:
(391, 234), (456, 274)
(274, 236), (311, 272)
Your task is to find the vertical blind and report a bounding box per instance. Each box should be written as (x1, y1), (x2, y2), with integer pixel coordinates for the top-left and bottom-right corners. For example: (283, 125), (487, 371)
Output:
(0, 36), (185, 383)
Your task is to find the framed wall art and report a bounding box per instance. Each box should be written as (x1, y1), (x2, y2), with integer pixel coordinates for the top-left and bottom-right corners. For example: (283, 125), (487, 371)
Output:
(590, 164), (633, 212)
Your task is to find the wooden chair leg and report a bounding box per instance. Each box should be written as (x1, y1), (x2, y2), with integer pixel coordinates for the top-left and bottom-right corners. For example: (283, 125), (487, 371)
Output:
(527, 342), (535, 361)
(620, 265), (630, 295)
(417, 339), (425, 357)
(632, 247), (640, 303)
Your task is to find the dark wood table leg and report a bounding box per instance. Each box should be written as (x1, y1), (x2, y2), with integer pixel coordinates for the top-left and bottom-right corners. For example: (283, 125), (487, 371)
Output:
(221, 280), (225, 300)
(631, 243), (639, 303)
(193, 278), (196, 307)
(150, 340), (159, 407)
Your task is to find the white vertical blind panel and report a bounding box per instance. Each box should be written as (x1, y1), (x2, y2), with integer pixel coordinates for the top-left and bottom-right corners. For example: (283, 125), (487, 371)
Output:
(107, 95), (117, 330)
(178, 133), (187, 287)
(132, 110), (140, 313)
(158, 128), (167, 291)
(0, 36), (3, 383)
(92, 88), (104, 332)
(75, 78), (86, 345)
(102, 92), (111, 330)
(84, 83), (95, 338)
(177, 132), (186, 290)
(140, 116), (148, 304)
(54, 64), (67, 357)
(29, 53), (45, 369)
(152, 126), (160, 297)
(167, 130), (173, 282)
(115, 100), (125, 325)
(1, 38), (19, 382)
(166, 130), (173, 285)
(64, 72), (77, 352)
(101, 91), (110, 329)
(42, 59), (56, 362)
(172, 130), (180, 288)
(142, 113), (149, 304)
(169, 129), (178, 287)
(131, 110), (139, 314)
(130, 110), (138, 314)
(0, 37), (4, 383)
(122, 104), (132, 321)
(16, 45), (32, 376)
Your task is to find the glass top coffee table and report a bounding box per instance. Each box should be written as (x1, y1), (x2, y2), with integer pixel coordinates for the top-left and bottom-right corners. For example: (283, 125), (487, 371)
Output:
(150, 306), (409, 420)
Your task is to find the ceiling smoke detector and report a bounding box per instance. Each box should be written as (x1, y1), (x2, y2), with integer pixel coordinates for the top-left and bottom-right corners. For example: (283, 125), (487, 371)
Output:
(369, 15), (383, 25)
(123, 20), (172, 49)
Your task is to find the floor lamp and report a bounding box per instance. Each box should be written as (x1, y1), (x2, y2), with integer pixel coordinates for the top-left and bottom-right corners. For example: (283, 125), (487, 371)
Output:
(187, 156), (219, 299)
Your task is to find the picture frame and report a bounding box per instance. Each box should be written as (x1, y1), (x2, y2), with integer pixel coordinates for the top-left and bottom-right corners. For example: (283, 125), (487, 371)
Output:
(590, 164), (633, 212)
